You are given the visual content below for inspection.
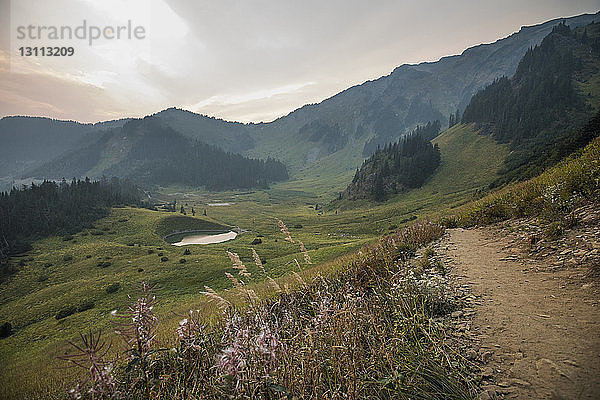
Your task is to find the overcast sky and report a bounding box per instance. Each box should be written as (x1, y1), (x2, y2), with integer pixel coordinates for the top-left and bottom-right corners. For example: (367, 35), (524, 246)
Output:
(0, 0), (599, 123)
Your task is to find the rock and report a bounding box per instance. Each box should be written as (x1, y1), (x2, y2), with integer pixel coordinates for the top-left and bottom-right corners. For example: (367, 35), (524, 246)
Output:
(480, 350), (494, 363)
(481, 367), (494, 379)
(451, 310), (463, 318)
(478, 389), (497, 400)
(466, 349), (478, 360)
(509, 378), (531, 387)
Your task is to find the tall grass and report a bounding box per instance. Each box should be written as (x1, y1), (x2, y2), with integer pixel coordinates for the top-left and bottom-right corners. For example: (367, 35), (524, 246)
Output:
(444, 137), (600, 228)
(60, 219), (474, 399)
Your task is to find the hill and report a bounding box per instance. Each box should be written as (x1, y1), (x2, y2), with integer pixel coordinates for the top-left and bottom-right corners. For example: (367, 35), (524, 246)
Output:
(0, 117), (127, 188)
(2, 13), (598, 196)
(30, 117), (288, 190)
(244, 12), (600, 186)
(343, 129), (441, 201)
(463, 21), (600, 185)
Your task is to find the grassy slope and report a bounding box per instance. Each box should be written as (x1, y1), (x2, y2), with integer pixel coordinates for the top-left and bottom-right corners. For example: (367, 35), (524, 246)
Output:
(326, 123), (509, 233)
(0, 206), (372, 398)
(0, 123), (507, 399)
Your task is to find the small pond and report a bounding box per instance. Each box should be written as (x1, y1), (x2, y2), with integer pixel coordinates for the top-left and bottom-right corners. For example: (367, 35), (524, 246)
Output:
(166, 231), (238, 246)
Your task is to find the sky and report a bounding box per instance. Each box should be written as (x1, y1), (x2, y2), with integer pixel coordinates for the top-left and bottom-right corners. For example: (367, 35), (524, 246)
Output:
(0, 0), (599, 123)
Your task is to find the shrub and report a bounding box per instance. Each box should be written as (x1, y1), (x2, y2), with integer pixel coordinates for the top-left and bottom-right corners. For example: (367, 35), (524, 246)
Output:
(63, 255), (73, 262)
(160, 257), (169, 262)
(97, 261), (112, 268)
(544, 221), (563, 240)
(56, 300), (95, 320)
(179, 258), (187, 264)
(147, 249), (155, 254)
(183, 249), (191, 255)
(106, 283), (120, 294)
(0, 322), (13, 339)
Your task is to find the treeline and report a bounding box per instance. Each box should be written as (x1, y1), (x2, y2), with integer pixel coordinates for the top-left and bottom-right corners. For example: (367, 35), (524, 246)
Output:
(462, 21), (599, 184)
(363, 119), (441, 156)
(412, 120), (441, 141)
(105, 118), (288, 190)
(0, 177), (141, 267)
(345, 129), (441, 201)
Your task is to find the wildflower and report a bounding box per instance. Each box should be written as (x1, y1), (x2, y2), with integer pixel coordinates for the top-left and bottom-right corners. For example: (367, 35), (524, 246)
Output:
(114, 282), (158, 358)
(177, 310), (204, 349)
(216, 345), (247, 377)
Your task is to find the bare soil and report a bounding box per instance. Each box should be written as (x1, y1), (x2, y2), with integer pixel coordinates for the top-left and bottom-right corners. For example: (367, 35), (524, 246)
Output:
(439, 217), (600, 399)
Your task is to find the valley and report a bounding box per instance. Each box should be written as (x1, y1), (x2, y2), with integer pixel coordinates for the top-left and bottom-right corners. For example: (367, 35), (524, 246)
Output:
(0, 10), (599, 400)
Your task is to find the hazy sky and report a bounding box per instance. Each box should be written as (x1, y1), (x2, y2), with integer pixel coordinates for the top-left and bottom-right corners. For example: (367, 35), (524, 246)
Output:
(1, 0), (599, 123)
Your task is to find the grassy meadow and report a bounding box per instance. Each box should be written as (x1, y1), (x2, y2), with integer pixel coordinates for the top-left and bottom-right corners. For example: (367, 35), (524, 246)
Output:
(0, 123), (509, 399)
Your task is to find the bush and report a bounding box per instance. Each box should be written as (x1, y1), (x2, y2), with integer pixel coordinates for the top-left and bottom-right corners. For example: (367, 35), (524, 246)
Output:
(160, 257), (169, 262)
(179, 258), (187, 264)
(63, 255), (73, 262)
(251, 238), (262, 245)
(106, 283), (120, 294)
(97, 261), (112, 268)
(147, 249), (155, 254)
(62, 235), (74, 241)
(56, 300), (95, 320)
(544, 221), (563, 240)
(0, 322), (12, 339)
(183, 249), (191, 255)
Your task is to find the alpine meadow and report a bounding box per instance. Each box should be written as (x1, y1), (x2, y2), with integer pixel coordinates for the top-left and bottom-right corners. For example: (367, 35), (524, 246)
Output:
(1, 4), (600, 400)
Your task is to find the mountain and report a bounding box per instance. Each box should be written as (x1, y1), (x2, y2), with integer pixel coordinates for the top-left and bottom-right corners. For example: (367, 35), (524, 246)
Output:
(1, 12), (599, 194)
(0, 117), (126, 178)
(244, 12), (600, 179)
(462, 21), (600, 185)
(152, 108), (255, 154)
(31, 117), (288, 190)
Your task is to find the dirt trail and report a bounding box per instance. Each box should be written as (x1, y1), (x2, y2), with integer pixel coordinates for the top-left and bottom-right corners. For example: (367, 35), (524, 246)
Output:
(441, 227), (600, 399)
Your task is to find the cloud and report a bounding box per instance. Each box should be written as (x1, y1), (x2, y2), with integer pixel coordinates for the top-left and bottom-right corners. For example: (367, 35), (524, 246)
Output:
(1, 0), (599, 123)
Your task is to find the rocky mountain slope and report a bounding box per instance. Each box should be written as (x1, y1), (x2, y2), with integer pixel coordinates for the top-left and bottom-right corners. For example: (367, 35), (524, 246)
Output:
(1, 12), (598, 193)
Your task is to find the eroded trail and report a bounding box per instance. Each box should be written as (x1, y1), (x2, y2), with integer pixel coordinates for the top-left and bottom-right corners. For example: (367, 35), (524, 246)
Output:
(441, 227), (600, 399)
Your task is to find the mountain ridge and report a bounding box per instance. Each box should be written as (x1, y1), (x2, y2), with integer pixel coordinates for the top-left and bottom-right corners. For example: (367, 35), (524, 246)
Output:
(2, 11), (599, 194)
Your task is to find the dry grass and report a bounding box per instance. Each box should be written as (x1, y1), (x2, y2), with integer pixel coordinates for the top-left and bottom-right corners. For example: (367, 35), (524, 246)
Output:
(59, 219), (474, 399)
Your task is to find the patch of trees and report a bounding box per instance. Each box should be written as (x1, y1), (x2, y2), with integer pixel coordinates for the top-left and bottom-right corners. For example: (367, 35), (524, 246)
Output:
(363, 119), (441, 156)
(345, 130), (441, 201)
(448, 110), (461, 129)
(0, 177), (141, 268)
(462, 21), (599, 185)
(106, 118), (288, 190)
